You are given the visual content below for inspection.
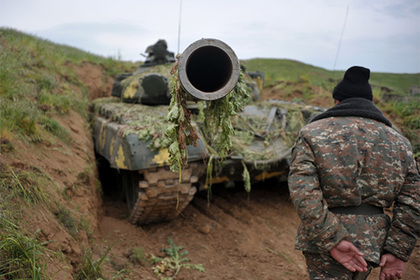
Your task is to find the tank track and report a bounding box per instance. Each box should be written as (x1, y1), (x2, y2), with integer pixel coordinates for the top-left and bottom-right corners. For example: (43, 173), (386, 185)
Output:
(128, 163), (199, 225)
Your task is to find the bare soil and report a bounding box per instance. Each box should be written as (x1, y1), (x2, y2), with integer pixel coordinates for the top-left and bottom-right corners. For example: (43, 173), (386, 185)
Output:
(2, 62), (418, 279)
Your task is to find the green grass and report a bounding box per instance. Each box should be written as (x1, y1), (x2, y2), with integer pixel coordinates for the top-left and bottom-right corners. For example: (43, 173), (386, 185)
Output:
(38, 116), (73, 144)
(370, 72), (420, 95)
(55, 205), (95, 240)
(0, 165), (54, 278)
(391, 98), (420, 154)
(74, 246), (112, 280)
(0, 28), (135, 146)
(242, 58), (419, 95)
(56, 206), (79, 236)
(0, 221), (52, 279)
(242, 58), (334, 88)
(0, 166), (47, 205)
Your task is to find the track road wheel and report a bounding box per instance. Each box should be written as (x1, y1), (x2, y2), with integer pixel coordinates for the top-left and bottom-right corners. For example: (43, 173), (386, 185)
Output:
(125, 165), (198, 225)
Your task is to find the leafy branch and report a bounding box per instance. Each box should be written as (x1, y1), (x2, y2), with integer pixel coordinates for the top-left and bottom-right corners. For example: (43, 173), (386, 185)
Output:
(166, 62), (200, 177)
(166, 60), (251, 182)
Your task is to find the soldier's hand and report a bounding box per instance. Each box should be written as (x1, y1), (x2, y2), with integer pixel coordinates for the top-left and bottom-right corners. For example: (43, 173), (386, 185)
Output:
(330, 240), (368, 272)
(379, 253), (404, 280)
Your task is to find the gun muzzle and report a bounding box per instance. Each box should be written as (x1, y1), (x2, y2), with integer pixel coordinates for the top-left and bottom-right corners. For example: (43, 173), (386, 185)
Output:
(178, 38), (240, 101)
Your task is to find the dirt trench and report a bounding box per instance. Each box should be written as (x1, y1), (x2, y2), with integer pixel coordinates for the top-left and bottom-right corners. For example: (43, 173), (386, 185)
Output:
(70, 62), (419, 280)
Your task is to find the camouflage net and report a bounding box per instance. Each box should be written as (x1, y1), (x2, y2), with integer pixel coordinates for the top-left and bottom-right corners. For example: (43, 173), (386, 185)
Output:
(92, 96), (319, 165)
(91, 98), (172, 151)
(229, 101), (308, 161)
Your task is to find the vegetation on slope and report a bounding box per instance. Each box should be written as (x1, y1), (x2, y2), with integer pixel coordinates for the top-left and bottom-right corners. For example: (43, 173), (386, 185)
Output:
(0, 28), (136, 279)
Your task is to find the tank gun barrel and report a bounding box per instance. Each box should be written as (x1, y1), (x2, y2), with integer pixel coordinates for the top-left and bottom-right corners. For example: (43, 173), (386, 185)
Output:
(178, 38), (240, 101)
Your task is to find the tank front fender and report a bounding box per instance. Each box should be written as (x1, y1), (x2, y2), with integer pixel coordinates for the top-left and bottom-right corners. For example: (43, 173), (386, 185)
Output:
(93, 117), (208, 170)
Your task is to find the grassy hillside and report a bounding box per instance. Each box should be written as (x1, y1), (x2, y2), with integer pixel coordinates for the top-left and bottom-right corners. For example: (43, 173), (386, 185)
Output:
(0, 28), (136, 145)
(0, 28), (419, 279)
(242, 58), (419, 94)
(0, 28), (137, 279)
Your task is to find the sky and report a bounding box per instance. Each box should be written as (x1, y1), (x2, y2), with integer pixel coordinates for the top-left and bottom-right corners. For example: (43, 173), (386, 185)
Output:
(1, 0), (419, 74)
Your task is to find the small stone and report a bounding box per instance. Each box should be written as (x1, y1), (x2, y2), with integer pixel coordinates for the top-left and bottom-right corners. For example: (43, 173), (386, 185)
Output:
(198, 223), (212, 235)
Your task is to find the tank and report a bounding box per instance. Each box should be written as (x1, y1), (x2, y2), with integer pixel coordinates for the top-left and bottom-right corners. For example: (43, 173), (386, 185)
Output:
(91, 38), (325, 225)
(92, 39), (242, 225)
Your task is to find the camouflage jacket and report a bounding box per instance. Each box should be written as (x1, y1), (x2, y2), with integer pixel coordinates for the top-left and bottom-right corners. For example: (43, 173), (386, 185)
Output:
(288, 98), (420, 264)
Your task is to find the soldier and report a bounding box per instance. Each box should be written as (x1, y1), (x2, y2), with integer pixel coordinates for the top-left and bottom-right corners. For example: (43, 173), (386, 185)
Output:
(288, 66), (420, 280)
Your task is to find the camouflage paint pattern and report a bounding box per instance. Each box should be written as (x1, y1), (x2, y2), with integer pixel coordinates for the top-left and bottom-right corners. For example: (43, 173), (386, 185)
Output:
(288, 116), (420, 264)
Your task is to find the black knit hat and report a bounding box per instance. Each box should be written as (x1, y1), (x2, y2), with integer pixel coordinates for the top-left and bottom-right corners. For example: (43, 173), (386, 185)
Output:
(332, 66), (373, 101)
